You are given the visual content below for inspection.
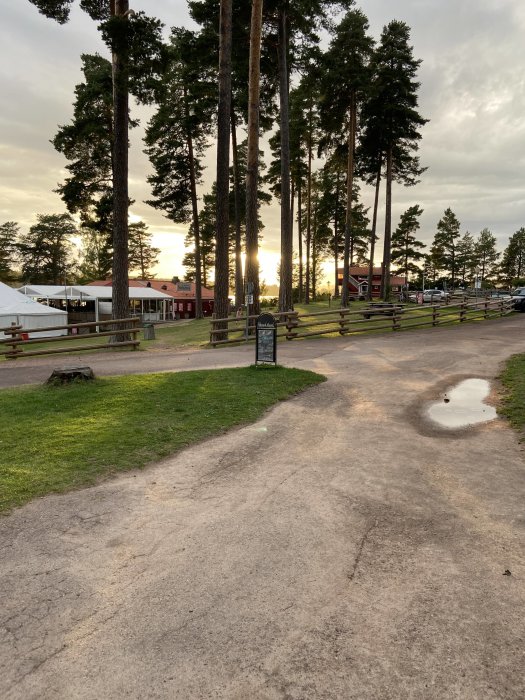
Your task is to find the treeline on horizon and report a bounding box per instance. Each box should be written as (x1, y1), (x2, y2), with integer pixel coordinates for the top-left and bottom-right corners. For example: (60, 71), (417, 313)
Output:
(3, 1), (524, 316)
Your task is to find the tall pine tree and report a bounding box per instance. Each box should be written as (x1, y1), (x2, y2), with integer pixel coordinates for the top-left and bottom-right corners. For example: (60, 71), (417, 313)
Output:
(144, 28), (215, 319)
(362, 20), (427, 299)
(500, 228), (525, 285)
(433, 207), (461, 288)
(391, 204), (425, 284)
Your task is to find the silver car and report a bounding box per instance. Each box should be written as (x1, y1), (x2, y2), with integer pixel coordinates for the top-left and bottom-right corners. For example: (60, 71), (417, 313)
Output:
(422, 289), (450, 303)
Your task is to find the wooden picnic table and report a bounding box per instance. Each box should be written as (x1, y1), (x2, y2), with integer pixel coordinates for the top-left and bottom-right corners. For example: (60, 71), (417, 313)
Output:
(361, 303), (404, 319)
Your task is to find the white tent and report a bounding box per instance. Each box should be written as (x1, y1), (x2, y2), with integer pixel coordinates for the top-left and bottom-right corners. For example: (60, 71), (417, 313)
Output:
(0, 282), (67, 338)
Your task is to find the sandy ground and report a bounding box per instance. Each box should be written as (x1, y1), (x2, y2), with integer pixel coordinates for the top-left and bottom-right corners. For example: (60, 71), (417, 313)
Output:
(1, 316), (525, 699)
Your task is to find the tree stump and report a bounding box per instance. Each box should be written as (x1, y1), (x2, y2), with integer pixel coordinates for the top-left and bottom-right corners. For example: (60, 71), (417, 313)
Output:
(47, 367), (95, 384)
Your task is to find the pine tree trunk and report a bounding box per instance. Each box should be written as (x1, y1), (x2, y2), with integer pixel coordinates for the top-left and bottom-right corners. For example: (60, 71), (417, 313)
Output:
(139, 238), (146, 279)
(333, 170), (341, 298)
(297, 177), (303, 302)
(230, 106), (244, 310)
(367, 168), (381, 301)
(214, 0), (233, 326)
(111, 0), (130, 330)
(381, 145), (393, 300)
(185, 96), (203, 319)
(305, 218), (311, 306)
(245, 0), (264, 318)
(341, 93), (356, 308)
(291, 177), (295, 299)
(277, 4), (293, 312)
(312, 200), (318, 300)
(305, 109), (313, 305)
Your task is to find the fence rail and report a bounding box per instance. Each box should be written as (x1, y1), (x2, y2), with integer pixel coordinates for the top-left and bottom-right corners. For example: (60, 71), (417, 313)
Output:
(209, 298), (513, 347)
(1, 318), (140, 359)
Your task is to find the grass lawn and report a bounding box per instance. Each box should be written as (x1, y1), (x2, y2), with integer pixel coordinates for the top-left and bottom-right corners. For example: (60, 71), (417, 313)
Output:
(0, 366), (325, 513)
(499, 354), (525, 439)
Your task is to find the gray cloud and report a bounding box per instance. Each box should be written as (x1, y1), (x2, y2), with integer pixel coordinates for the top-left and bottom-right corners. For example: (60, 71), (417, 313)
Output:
(1, 0), (524, 279)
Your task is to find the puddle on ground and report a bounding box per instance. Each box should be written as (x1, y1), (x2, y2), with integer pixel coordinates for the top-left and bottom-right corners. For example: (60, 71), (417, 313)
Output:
(427, 378), (497, 429)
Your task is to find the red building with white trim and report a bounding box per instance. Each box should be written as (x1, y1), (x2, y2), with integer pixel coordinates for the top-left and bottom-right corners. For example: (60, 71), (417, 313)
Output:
(337, 266), (405, 299)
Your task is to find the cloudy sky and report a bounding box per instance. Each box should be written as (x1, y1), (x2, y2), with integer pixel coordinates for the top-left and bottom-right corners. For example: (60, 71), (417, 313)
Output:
(1, 0), (524, 284)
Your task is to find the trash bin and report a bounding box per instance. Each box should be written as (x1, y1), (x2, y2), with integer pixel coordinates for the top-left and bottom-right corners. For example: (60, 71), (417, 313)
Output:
(143, 323), (155, 340)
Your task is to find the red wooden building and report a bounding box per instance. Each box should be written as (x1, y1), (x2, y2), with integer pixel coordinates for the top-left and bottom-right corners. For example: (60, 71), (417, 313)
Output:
(337, 266), (405, 299)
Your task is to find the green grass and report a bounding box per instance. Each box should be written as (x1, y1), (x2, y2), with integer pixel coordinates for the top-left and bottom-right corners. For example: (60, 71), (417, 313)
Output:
(150, 316), (213, 349)
(499, 354), (525, 439)
(0, 366), (325, 513)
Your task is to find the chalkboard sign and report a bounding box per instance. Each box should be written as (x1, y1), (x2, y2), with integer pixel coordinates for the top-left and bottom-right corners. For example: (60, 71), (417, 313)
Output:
(256, 313), (277, 365)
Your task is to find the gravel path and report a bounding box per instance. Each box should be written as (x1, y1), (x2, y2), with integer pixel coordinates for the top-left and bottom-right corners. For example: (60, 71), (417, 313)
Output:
(1, 316), (524, 699)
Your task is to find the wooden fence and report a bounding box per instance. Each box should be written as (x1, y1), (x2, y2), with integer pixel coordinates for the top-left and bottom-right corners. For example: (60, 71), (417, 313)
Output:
(210, 298), (513, 347)
(0, 318), (140, 359)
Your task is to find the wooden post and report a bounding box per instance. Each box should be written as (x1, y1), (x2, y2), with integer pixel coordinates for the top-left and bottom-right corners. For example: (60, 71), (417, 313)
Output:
(392, 308), (401, 331)
(459, 302), (467, 322)
(286, 311), (298, 340)
(484, 300), (489, 319)
(210, 313), (217, 347)
(6, 323), (22, 359)
(432, 305), (439, 326)
(339, 309), (349, 335)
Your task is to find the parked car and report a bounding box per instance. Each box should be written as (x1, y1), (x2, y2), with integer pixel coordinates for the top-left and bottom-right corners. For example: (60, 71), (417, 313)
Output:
(488, 291), (511, 299)
(422, 289), (450, 303)
(511, 287), (525, 311)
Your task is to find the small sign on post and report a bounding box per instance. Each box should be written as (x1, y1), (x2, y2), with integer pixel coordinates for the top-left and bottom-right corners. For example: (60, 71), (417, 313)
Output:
(256, 313), (277, 365)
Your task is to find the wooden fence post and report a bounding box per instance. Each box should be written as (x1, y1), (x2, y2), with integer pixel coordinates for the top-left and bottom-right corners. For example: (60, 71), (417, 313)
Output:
(6, 323), (22, 359)
(339, 309), (349, 335)
(286, 311), (298, 340)
(392, 308), (401, 331)
(432, 305), (439, 326)
(459, 302), (467, 322)
(210, 313), (216, 347)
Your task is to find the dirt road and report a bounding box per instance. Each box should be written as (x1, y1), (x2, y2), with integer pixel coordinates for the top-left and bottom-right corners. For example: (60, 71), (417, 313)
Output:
(1, 317), (524, 699)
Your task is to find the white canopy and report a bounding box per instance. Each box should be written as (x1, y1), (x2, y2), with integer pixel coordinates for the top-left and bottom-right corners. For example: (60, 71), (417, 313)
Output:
(1, 282), (67, 337)
(18, 284), (171, 301)
(17, 284), (172, 322)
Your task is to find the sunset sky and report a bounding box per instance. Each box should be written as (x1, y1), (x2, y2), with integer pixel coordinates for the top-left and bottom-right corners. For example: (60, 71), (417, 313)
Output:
(2, 1), (525, 285)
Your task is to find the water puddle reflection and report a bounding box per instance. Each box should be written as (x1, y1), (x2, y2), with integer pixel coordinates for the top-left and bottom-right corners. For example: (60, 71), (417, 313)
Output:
(427, 378), (497, 429)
